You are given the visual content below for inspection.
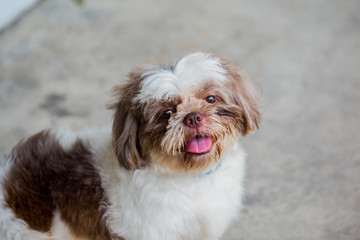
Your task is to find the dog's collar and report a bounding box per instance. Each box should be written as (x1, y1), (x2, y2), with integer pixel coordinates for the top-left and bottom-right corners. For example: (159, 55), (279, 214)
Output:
(195, 161), (223, 177)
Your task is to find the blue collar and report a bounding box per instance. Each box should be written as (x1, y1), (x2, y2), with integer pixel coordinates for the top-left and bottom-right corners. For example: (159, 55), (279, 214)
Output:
(195, 161), (223, 177)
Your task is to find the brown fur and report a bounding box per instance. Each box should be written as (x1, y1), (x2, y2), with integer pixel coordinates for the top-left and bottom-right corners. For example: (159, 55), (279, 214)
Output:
(3, 131), (119, 240)
(219, 57), (261, 135)
(107, 68), (147, 170)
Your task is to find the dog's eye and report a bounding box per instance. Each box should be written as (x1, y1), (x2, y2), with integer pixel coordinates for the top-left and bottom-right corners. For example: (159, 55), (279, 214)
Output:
(205, 95), (217, 104)
(161, 109), (174, 119)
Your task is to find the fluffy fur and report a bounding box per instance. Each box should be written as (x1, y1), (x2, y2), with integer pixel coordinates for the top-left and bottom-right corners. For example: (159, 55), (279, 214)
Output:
(0, 51), (260, 240)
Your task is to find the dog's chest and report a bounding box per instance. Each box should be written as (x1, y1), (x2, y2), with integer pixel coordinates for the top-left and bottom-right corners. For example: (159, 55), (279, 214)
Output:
(103, 155), (245, 240)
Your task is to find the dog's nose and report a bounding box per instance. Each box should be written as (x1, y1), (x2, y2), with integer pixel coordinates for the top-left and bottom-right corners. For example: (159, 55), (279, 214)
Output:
(183, 113), (203, 128)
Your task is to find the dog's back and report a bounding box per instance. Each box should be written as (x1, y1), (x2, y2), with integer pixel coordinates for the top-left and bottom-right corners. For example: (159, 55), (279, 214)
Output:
(0, 130), (113, 240)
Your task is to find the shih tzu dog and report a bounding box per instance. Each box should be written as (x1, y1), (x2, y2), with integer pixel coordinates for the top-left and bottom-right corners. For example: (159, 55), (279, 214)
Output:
(0, 51), (260, 240)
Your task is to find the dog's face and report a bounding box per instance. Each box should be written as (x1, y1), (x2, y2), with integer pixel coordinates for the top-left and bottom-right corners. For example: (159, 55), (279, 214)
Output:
(109, 52), (260, 173)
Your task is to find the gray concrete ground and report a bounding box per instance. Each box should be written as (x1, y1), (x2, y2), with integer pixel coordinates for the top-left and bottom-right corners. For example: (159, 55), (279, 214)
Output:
(0, 0), (359, 239)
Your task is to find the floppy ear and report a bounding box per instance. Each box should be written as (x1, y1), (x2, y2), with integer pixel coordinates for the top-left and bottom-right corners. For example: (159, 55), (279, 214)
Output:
(221, 60), (261, 135)
(108, 85), (143, 170)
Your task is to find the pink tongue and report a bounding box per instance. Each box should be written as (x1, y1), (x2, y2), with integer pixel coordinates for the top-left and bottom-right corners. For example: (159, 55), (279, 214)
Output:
(185, 136), (213, 153)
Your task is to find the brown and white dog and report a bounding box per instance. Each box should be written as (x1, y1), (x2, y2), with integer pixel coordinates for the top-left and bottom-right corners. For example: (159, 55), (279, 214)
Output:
(0, 51), (260, 240)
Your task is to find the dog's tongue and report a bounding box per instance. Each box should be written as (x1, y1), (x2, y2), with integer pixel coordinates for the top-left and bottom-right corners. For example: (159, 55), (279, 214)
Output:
(185, 136), (212, 153)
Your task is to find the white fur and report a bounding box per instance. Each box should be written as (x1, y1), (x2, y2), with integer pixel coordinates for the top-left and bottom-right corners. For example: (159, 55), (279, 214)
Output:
(89, 129), (245, 240)
(50, 211), (84, 240)
(137, 52), (228, 103)
(55, 126), (111, 151)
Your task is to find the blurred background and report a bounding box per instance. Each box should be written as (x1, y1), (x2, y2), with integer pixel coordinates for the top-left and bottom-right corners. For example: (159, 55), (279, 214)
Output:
(0, 0), (359, 239)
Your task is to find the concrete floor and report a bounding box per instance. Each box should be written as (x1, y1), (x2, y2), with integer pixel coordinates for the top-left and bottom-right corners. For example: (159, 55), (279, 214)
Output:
(0, 0), (359, 239)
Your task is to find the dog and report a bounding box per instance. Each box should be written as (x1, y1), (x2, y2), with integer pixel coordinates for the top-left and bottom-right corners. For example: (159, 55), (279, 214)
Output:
(0, 51), (260, 240)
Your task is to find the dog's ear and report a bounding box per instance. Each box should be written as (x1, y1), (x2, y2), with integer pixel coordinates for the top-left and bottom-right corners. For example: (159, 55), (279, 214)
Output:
(108, 80), (143, 170)
(221, 59), (261, 136)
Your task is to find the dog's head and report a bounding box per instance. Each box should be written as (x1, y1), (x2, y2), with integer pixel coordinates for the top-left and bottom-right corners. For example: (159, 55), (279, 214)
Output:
(109, 52), (260, 173)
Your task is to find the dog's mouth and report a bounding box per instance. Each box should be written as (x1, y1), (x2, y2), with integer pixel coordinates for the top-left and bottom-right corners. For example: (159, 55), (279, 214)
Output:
(184, 135), (214, 154)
